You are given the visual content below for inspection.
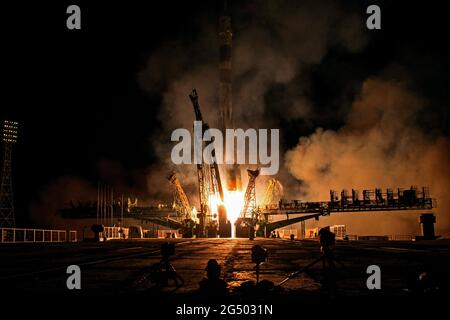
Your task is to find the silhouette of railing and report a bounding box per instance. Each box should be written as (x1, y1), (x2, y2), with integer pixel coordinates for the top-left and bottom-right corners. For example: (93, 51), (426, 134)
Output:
(0, 228), (77, 243)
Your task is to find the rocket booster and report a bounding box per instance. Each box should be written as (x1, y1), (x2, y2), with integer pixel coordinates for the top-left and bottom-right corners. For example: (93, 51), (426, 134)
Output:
(219, 12), (241, 191)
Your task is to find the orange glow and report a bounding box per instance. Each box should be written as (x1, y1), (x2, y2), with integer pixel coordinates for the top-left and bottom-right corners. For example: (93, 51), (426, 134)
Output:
(223, 190), (244, 224)
(207, 190), (244, 238)
(191, 206), (199, 223)
(208, 193), (222, 218)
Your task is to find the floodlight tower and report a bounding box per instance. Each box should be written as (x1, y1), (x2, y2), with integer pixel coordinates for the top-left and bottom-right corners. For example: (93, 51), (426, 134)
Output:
(0, 120), (18, 228)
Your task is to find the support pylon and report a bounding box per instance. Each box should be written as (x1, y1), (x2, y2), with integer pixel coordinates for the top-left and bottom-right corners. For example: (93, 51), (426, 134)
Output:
(168, 172), (191, 221)
(240, 168), (260, 219)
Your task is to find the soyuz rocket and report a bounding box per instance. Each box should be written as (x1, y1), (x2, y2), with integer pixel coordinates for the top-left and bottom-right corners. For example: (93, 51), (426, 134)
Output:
(219, 8), (242, 191)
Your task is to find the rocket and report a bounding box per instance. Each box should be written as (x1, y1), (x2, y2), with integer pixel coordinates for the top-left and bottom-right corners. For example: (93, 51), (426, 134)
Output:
(219, 8), (241, 191)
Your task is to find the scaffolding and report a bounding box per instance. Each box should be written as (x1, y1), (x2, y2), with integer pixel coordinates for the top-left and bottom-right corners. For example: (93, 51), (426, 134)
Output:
(240, 168), (260, 219)
(0, 120), (18, 228)
(167, 172), (191, 220)
(261, 186), (436, 233)
(189, 89), (223, 237)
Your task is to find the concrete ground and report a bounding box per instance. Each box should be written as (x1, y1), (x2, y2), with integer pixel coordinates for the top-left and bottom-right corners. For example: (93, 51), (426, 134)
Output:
(1, 238), (450, 301)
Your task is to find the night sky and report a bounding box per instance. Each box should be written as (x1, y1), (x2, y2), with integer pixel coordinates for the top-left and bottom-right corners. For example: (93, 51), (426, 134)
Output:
(1, 1), (449, 227)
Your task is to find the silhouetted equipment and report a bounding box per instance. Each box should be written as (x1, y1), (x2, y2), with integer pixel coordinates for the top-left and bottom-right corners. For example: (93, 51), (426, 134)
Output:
(319, 227), (335, 251)
(150, 242), (184, 288)
(262, 186), (436, 233)
(206, 259), (221, 279)
(167, 172), (192, 221)
(0, 120), (18, 228)
(278, 228), (344, 289)
(206, 220), (219, 238)
(91, 224), (104, 242)
(198, 259), (228, 295)
(189, 89), (225, 237)
(161, 242), (175, 259)
(251, 245), (268, 283)
(218, 204), (231, 237)
(407, 266), (440, 295)
(419, 213), (437, 240)
(329, 186), (433, 210)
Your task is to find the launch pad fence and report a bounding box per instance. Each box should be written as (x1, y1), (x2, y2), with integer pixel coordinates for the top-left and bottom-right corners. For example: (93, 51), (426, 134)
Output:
(101, 226), (126, 240)
(0, 228), (77, 243)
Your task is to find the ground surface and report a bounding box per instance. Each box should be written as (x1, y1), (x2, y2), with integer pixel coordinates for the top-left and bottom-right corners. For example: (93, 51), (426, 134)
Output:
(1, 238), (450, 305)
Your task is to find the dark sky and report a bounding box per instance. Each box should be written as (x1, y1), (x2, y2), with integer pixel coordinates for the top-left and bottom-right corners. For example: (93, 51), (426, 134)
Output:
(1, 0), (449, 225)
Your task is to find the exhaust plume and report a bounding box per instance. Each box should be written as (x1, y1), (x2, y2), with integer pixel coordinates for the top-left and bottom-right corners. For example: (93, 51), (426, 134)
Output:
(286, 78), (450, 235)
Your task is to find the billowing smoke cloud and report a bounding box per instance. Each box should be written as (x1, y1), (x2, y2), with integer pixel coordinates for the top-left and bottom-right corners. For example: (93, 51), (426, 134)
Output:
(138, 0), (368, 204)
(285, 78), (450, 235)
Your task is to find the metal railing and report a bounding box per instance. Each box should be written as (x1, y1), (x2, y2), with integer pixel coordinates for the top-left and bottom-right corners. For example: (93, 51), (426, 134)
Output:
(0, 228), (77, 243)
(100, 226), (127, 240)
(388, 234), (415, 241)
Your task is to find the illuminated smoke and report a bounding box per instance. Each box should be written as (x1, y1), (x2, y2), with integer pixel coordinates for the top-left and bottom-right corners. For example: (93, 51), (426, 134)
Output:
(138, 0), (368, 205)
(285, 78), (450, 235)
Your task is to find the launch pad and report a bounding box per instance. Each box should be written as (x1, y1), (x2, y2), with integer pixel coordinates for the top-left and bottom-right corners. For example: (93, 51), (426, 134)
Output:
(1, 238), (449, 299)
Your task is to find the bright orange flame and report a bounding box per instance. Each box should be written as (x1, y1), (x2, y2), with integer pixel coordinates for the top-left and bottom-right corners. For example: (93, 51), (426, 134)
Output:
(207, 190), (244, 238)
(223, 190), (244, 224)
